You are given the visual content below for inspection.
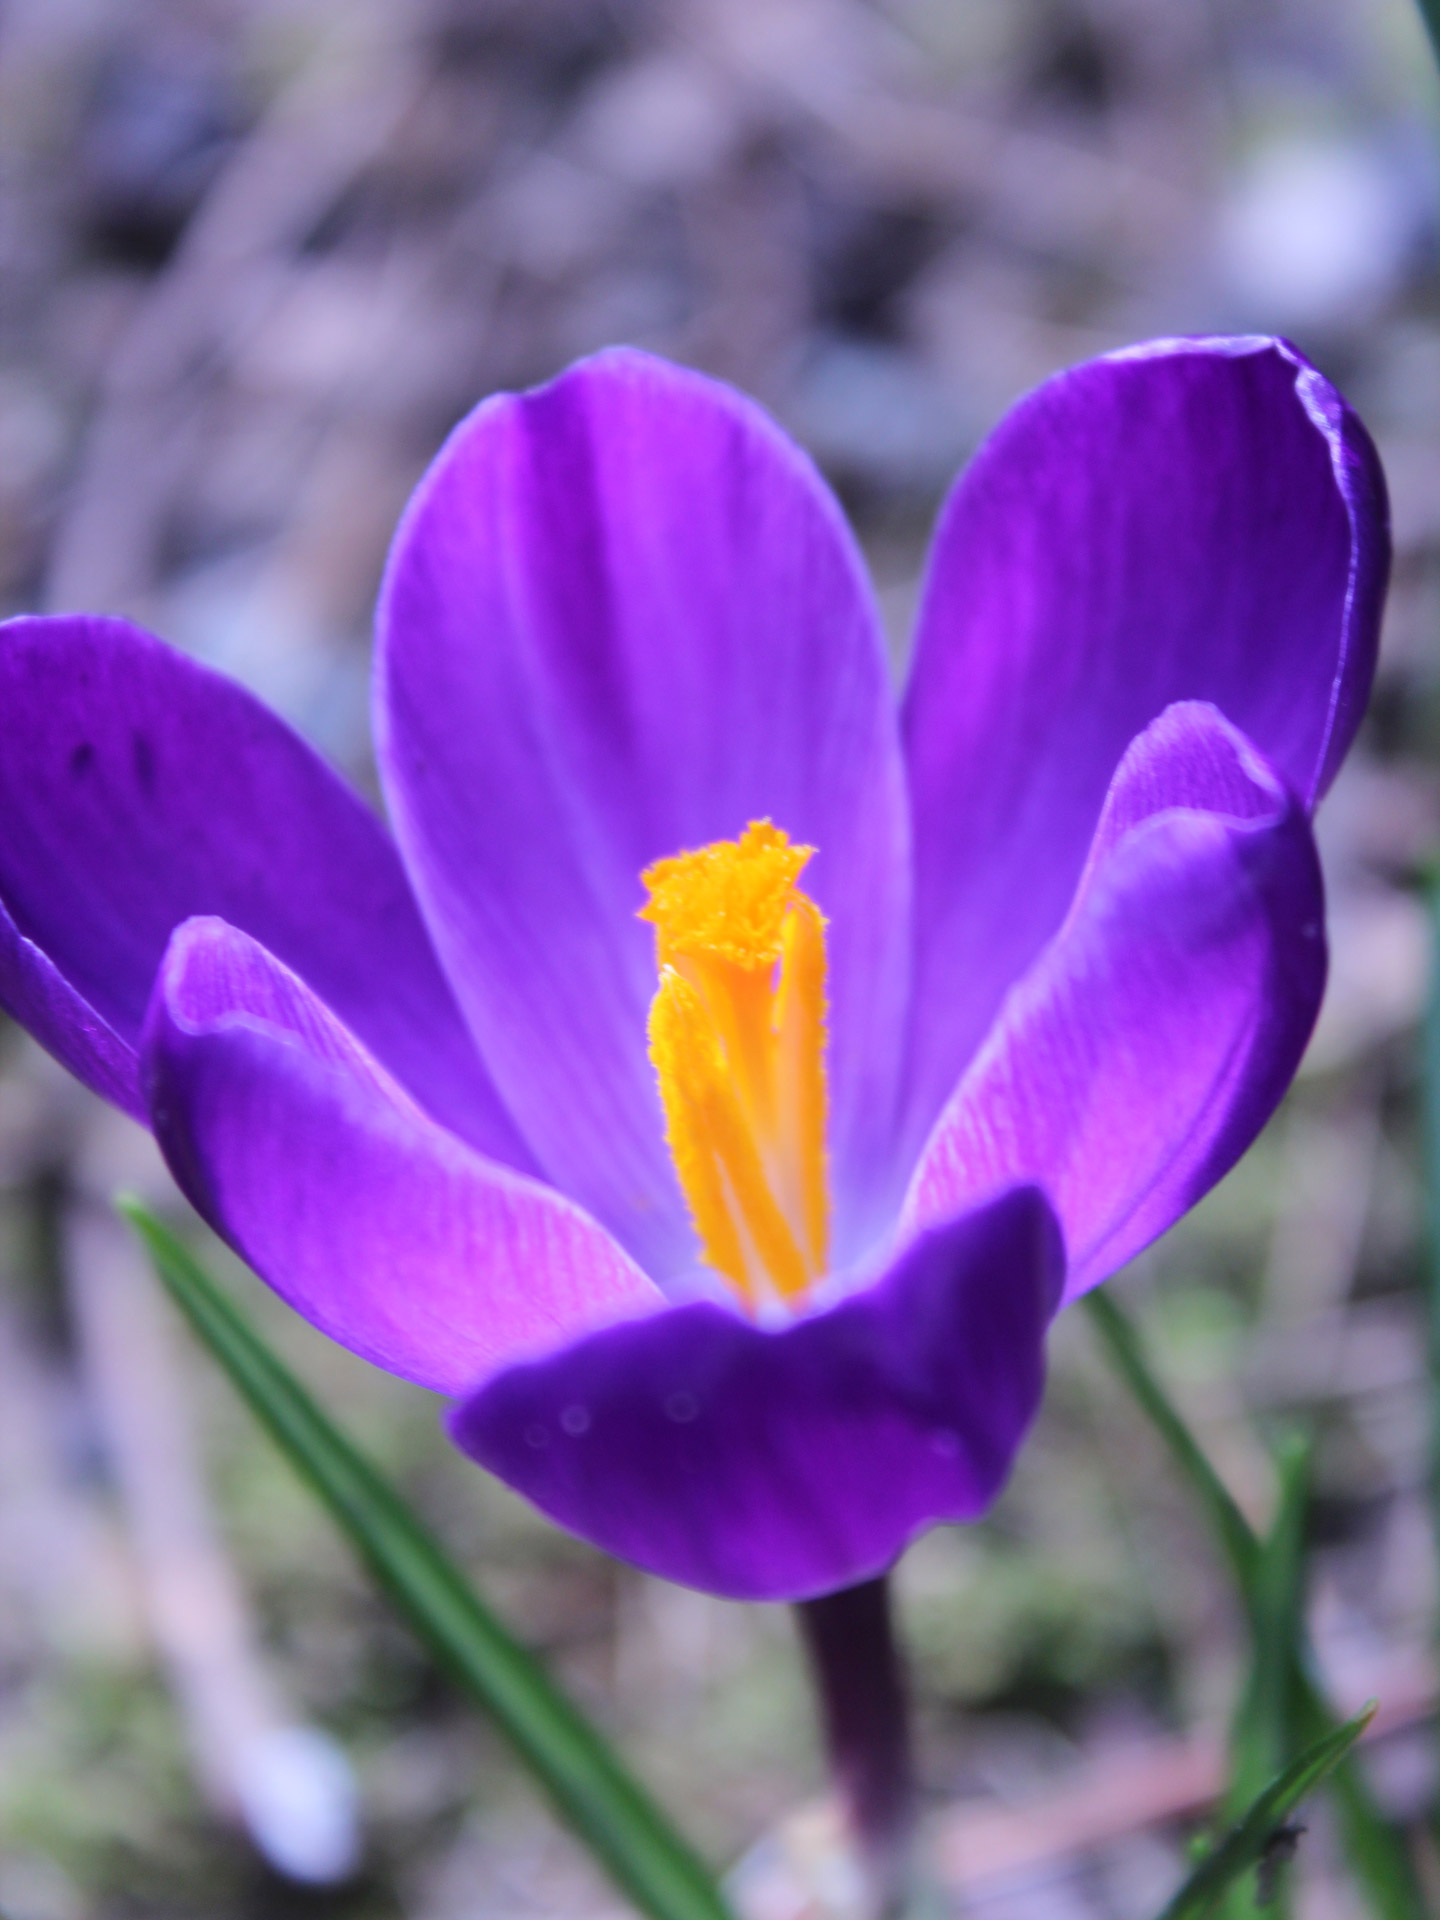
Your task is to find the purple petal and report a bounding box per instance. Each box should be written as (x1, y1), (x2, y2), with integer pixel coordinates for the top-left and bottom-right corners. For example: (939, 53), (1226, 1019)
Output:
(903, 703), (1325, 1304)
(0, 615), (530, 1167)
(0, 895), (143, 1117)
(376, 347), (910, 1278)
(900, 338), (1386, 1155)
(452, 1184), (1062, 1601)
(144, 918), (663, 1395)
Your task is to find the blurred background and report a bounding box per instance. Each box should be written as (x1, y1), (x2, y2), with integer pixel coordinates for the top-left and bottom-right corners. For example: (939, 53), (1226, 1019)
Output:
(1, 0), (1440, 1914)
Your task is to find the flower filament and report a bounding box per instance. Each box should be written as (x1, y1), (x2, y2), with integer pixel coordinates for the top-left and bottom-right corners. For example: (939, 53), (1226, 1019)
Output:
(641, 820), (830, 1313)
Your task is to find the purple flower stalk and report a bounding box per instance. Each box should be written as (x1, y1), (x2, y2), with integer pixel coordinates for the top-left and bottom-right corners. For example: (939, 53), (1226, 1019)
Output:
(0, 339), (1385, 1610)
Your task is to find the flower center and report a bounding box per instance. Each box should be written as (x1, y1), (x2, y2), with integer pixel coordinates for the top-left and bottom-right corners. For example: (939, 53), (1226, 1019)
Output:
(640, 820), (831, 1313)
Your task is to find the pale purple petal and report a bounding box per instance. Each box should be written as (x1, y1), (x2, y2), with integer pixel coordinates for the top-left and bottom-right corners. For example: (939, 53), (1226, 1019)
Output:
(903, 703), (1325, 1302)
(452, 1184), (1062, 1601)
(143, 918), (663, 1395)
(376, 347), (911, 1278)
(900, 338), (1386, 1156)
(0, 615), (530, 1167)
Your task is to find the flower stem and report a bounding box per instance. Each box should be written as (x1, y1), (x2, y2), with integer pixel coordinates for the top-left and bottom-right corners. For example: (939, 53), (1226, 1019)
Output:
(795, 1575), (916, 1917)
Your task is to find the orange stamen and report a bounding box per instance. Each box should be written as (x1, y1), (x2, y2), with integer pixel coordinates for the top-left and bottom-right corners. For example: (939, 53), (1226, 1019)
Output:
(641, 821), (831, 1311)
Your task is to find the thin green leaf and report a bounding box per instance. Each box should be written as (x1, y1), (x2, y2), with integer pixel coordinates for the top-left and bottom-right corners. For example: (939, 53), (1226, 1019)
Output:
(1225, 1432), (1311, 1809)
(1416, 0), (1440, 68)
(1156, 1704), (1376, 1920)
(120, 1200), (734, 1920)
(1084, 1288), (1423, 1919)
(1219, 1431), (1311, 1920)
(1084, 1290), (1258, 1588)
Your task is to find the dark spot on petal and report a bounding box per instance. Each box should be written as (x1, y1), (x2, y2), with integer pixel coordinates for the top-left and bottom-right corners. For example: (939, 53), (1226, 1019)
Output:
(560, 1403), (591, 1437)
(524, 1423), (549, 1449)
(68, 742), (95, 778)
(665, 1390), (699, 1424)
(131, 731), (156, 796)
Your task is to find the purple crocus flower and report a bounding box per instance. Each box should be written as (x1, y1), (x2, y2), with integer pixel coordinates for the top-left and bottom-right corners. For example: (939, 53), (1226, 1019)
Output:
(0, 338), (1384, 1603)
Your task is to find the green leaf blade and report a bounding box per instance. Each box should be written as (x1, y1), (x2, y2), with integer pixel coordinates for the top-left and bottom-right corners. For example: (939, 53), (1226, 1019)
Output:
(1083, 1289), (1259, 1590)
(120, 1199), (734, 1920)
(1157, 1705), (1376, 1920)
(1218, 1431), (1312, 1920)
(1084, 1287), (1423, 1919)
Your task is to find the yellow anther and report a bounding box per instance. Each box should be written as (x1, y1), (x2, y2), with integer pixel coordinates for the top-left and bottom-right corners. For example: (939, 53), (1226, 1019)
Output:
(641, 821), (831, 1312)
(641, 819), (812, 970)
(775, 893), (829, 1279)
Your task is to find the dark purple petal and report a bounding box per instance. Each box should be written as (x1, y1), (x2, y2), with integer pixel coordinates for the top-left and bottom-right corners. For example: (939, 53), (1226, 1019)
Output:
(903, 703), (1325, 1304)
(0, 615), (530, 1166)
(900, 338), (1386, 1157)
(452, 1184), (1062, 1601)
(376, 348), (911, 1278)
(0, 895), (143, 1117)
(144, 918), (663, 1395)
